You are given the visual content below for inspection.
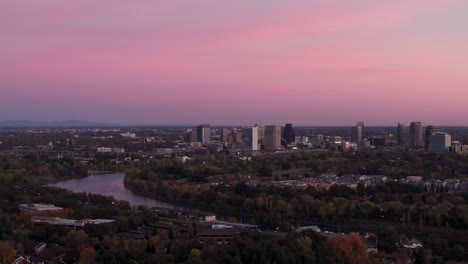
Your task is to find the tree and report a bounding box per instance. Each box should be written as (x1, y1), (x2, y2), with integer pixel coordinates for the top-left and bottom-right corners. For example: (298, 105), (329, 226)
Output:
(258, 166), (273, 177)
(414, 248), (424, 264)
(327, 234), (367, 264)
(79, 247), (97, 264)
(294, 236), (315, 262)
(65, 230), (90, 249)
(428, 236), (449, 258)
(431, 255), (444, 264)
(188, 248), (204, 264)
(39, 164), (50, 178)
(0, 241), (15, 264)
(65, 230), (90, 261)
(377, 227), (398, 253)
(450, 244), (466, 261)
(357, 182), (366, 197)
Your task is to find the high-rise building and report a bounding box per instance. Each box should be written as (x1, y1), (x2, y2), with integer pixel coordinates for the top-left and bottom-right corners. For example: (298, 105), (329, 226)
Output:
(184, 129), (197, 143)
(264, 125), (281, 150)
(397, 123), (410, 147)
(410, 122), (424, 147)
(232, 129), (242, 143)
(283, 123), (295, 144)
(226, 133), (234, 144)
(429, 132), (451, 153)
(425, 125), (440, 148)
(242, 127), (259, 150)
(255, 124), (264, 140)
(196, 124), (211, 143)
(351, 122), (364, 144)
(221, 128), (231, 143)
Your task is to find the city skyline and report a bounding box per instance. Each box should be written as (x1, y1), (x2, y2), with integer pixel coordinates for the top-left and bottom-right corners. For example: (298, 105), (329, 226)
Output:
(2, 1), (468, 125)
(0, 119), (467, 128)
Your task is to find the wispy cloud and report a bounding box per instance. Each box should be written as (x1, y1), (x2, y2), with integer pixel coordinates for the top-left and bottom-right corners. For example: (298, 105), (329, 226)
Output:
(0, 0), (467, 125)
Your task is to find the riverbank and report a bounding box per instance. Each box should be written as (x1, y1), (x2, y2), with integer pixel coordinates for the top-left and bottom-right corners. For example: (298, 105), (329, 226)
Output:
(87, 170), (116, 176)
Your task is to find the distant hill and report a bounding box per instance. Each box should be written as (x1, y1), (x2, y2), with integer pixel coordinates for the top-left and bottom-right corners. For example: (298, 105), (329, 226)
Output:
(0, 120), (119, 128)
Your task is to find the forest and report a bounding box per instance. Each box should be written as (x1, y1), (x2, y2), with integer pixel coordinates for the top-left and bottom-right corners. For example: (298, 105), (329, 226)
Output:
(123, 150), (468, 261)
(0, 181), (377, 263)
(2, 149), (468, 262)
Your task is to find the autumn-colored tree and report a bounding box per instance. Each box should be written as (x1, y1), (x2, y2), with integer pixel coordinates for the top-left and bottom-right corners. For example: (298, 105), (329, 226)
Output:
(102, 235), (119, 252)
(39, 248), (59, 262)
(0, 241), (15, 264)
(39, 164), (50, 178)
(64, 230), (90, 261)
(15, 242), (24, 256)
(187, 248), (203, 264)
(327, 234), (367, 264)
(65, 230), (90, 249)
(79, 247), (97, 264)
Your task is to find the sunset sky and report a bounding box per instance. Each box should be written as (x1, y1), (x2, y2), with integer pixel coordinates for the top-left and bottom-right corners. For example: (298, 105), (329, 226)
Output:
(2, 1), (468, 125)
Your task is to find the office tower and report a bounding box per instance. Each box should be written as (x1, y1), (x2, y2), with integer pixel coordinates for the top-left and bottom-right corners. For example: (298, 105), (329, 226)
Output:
(256, 124), (264, 140)
(283, 123), (295, 144)
(232, 129), (242, 143)
(264, 125), (281, 150)
(184, 129), (197, 143)
(254, 124), (264, 147)
(429, 132), (451, 153)
(226, 133), (234, 144)
(255, 124), (264, 141)
(196, 124), (211, 143)
(351, 122), (364, 144)
(397, 123), (410, 147)
(410, 122), (424, 147)
(221, 128), (231, 143)
(242, 126), (259, 150)
(425, 125), (440, 148)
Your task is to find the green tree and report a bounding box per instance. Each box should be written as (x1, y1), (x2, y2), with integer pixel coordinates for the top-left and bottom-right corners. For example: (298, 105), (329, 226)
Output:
(377, 227), (398, 253)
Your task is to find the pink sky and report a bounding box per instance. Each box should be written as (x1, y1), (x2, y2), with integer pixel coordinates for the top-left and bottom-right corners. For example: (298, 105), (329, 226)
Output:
(1, 0), (468, 125)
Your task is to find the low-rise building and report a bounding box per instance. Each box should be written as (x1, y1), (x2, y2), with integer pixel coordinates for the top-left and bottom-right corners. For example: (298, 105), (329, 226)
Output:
(31, 216), (114, 229)
(296, 225), (321, 233)
(176, 156), (191, 163)
(198, 228), (239, 244)
(120, 132), (137, 139)
(406, 176), (423, 183)
(19, 204), (63, 213)
(400, 239), (423, 249)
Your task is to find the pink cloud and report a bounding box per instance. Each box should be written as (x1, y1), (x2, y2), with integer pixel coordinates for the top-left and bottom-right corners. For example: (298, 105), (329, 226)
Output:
(1, 0), (468, 125)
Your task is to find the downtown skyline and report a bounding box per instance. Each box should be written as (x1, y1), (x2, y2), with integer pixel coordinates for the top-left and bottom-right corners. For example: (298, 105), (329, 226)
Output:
(2, 1), (468, 126)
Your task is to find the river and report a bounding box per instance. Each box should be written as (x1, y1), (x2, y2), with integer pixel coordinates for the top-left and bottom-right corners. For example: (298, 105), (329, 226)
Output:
(49, 173), (174, 209)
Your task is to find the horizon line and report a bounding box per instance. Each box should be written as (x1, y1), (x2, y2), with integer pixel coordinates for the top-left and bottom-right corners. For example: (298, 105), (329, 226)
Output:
(0, 120), (467, 128)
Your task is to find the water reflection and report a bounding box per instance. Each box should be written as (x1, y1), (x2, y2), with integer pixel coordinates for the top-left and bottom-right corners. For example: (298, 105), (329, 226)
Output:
(50, 173), (173, 208)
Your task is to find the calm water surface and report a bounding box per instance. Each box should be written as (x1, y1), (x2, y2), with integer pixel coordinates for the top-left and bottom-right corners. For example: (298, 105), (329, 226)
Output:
(50, 173), (173, 208)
